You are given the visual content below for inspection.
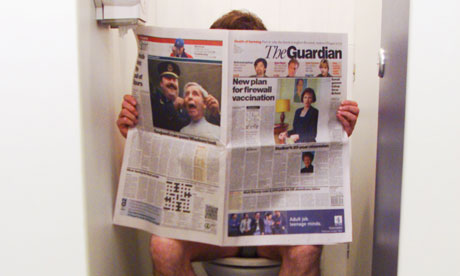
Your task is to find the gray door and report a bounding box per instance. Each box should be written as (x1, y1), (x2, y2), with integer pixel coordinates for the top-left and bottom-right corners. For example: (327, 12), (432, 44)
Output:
(372, 0), (410, 275)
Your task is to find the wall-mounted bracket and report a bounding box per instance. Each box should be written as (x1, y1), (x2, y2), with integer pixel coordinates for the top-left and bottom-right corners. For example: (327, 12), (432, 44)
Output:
(94, 0), (146, 28)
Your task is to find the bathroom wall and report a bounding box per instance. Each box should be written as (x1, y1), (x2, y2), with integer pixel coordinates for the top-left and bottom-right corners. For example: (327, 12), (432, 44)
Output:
(398, 1), (460, 275)
(0, 1), (88, 275)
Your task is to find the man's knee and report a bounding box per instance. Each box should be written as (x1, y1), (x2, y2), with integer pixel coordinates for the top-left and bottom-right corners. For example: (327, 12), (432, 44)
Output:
(285, 245), (323, 264)
(149, 235), (188, 265)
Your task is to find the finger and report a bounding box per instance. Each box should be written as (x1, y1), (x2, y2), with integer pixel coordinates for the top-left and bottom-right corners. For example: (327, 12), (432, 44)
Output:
(123, 94), (137, 106)
(341, 100), (358, 106)
(338, 110), (357, 126)
(336, 113), (350, 128)
(205, 97), (215, 106)
(122, 100), (139, 116)
(120, 109), (138, 122)
(339, 105), (360, 116)
(117, 116), (136, 128)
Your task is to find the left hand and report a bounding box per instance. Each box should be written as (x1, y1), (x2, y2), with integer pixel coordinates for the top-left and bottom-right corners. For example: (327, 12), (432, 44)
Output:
(336, 100), (359, 137)
(205, 94), (220, 116)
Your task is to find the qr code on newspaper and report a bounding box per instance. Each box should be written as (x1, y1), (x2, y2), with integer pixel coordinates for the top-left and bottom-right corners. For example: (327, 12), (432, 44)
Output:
(205, 205), (218, 221)
(163, 181), (192, 213)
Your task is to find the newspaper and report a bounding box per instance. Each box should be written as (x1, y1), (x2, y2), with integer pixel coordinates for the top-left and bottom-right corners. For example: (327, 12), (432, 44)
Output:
(113, 26), (352, 246)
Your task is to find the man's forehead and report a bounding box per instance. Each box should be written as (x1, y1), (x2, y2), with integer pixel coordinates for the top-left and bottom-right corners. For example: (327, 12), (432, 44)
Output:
(162, 75), (178, 81)
(186, 86), (202, 95)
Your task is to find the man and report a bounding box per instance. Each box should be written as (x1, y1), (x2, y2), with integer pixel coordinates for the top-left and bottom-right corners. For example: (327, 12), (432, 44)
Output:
(228, 214), (240, 237)
(150, 61), (189, 131)
(287, 58), (299, 77)
(170, 38), (193, 58)
(180, 82), (220, 140)
(117, 10), (360, 276)
(301, 152), (315, 173)
(239, 213), (252, 235)
(273, 210), (287, 234)
(251, 212), (265, 235)
(251, 57), (268, 77)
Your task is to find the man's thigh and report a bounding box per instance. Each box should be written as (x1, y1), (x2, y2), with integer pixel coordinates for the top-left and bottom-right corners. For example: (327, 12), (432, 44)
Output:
(188, 241), (240, 261)
(150, 235), (239, 262)
(256, 245), (323, 261)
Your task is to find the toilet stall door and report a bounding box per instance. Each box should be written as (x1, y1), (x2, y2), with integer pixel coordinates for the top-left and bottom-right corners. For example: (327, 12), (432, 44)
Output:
(372, 0), (410, 275)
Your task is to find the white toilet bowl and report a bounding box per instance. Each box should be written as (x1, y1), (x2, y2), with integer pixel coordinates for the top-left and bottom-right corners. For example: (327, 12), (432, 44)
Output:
(202, 257), (281, 276)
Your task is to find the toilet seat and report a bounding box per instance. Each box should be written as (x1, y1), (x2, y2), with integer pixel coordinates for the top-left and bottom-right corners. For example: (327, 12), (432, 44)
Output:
(209, 257), (281, 268)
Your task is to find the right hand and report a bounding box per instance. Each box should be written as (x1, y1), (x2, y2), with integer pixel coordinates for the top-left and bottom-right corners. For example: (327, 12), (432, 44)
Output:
(116, 94), (139, 138)
(173, 96), (184, 110)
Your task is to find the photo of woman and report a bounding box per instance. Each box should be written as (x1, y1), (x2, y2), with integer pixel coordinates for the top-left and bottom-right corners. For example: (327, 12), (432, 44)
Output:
(316, 59), (332, 77)
(279, 87), (318, 143)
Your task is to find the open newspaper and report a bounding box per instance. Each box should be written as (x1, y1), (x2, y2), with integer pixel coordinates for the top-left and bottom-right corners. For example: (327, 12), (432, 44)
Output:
(113, 26), (352, 246)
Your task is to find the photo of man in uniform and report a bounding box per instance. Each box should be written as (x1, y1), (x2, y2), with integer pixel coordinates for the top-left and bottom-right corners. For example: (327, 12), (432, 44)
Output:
(150, 61), (189, 131)
(170, 38), (193, 58)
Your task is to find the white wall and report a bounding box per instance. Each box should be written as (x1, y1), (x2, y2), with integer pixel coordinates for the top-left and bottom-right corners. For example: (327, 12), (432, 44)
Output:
(398, 1), (460, 275)
(349, 0), (381, 275)
(0, 1), (87, 275)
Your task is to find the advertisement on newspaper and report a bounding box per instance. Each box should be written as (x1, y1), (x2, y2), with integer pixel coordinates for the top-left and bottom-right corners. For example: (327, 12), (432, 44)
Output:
(113, 26), (352, 246)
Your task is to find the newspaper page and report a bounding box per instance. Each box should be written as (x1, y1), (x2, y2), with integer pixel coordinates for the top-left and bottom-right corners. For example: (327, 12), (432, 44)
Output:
(223, 31), (351, 246)
(113, 26), (352, 246)
(113, 26), (230, 245)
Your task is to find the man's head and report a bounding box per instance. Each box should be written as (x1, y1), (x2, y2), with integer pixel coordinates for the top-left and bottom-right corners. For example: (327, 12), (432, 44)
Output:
(184, 82), (209, 122)
(302, 152), (314, 168)
(231, 214), (237, 220)
(172, 38), (185, 57)
(287, 58), (299, 77)
(274, 211), (281, 217)
(158, 62), (180, 101)
(244, 213), (249, 219)
(255, 212), (260, 219)
(254, 58), (267, 77)
(319, 59), (329, 76)
(210, 10), (267, 30)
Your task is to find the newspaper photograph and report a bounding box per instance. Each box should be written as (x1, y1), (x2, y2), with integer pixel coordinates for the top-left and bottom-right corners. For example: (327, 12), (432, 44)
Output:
(113, 26), (352, 246)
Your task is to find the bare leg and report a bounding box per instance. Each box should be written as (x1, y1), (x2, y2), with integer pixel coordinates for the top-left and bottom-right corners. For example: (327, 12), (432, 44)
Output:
(150, 235), (239, 276)
(257, 245), (323, 276)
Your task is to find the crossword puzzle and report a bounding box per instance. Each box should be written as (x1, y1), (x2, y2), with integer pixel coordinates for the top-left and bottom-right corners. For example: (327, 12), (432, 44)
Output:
(163, 181), (192, 213)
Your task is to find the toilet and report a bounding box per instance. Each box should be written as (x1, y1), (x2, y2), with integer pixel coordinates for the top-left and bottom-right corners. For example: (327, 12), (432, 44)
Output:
(202, 257), (281, 276)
